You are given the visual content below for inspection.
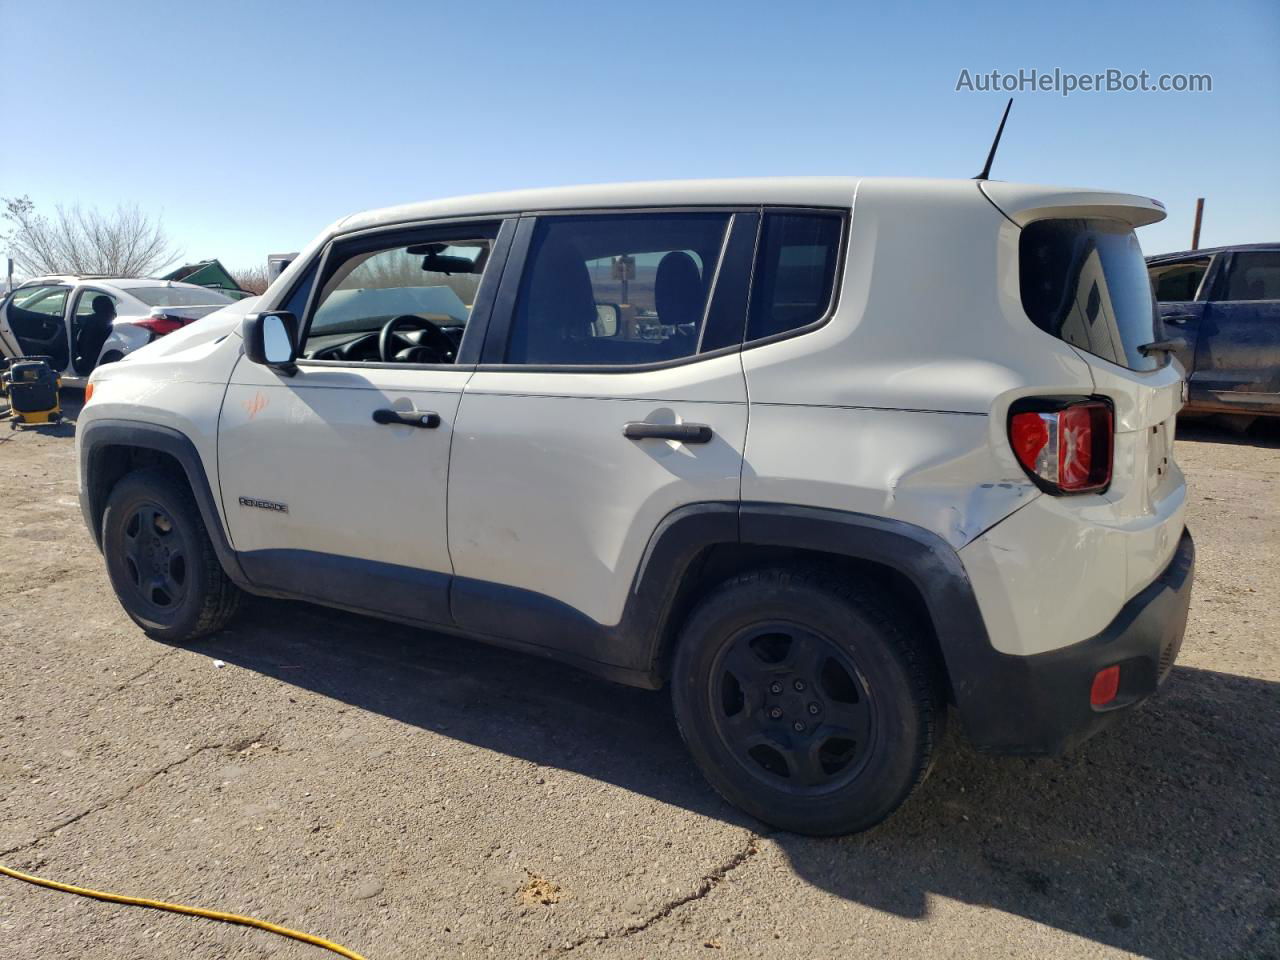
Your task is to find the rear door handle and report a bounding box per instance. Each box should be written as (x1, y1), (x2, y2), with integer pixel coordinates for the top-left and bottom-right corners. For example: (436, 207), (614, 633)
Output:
(372, 408), (441, 428)
(623, 421), (713, 444)
(1163, 314), (1194, 325)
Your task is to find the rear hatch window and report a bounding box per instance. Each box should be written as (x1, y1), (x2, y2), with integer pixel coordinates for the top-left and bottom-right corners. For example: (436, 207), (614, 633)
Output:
(1019, 218), (1160, 372)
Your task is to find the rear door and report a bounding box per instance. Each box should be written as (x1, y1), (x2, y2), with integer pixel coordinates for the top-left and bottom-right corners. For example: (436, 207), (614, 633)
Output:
(446, 209), (757, 667)
(1192, 249), (1280, 414)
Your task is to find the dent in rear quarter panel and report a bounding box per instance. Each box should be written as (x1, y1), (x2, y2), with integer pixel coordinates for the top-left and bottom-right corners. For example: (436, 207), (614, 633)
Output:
(741, 405), (1037, 549)
(739, 179), (1091, 549)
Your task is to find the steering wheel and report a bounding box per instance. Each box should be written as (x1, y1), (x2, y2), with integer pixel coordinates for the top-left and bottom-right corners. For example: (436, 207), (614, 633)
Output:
(378, 314), (456, 363)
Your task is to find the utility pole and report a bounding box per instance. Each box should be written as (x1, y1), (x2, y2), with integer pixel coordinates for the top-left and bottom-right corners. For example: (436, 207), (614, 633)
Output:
(1191, 198), (1204, 251)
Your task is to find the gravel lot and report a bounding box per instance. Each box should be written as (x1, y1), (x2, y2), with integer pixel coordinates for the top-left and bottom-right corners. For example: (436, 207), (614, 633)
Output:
(1, 396), (1277, 960)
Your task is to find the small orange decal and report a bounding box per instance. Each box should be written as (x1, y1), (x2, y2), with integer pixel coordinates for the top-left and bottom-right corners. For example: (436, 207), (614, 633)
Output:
(243, 392), (268, 419)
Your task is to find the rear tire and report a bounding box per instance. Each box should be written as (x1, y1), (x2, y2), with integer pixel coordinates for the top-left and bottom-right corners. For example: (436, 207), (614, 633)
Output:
(671, 568), (944, 835)
(101, 468), (241, 642)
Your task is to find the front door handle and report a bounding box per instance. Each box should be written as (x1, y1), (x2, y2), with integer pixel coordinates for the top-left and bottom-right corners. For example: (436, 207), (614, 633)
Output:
(623, 421), (713, 444)
(1163, 313), (1194, 325)
(372, 408), (441, 428)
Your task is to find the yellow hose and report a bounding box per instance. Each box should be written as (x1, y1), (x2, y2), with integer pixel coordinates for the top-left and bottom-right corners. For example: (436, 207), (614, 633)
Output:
(0, 862), (368, 960)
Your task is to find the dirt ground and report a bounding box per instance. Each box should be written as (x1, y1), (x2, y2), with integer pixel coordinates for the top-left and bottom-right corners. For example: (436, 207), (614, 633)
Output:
(1, 396), (1277, 960)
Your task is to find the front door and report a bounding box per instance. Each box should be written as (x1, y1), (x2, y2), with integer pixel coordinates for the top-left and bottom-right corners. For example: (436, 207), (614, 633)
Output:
(217, 219), (512, 625)
(447, 210), (756, 668)
(1148, 254), (1214, 377)
(0, 283), (72, 371)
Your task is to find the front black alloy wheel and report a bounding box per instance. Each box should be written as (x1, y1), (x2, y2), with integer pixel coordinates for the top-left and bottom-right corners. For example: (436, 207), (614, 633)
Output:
(102, 468), (241, 641)
(119, 502), (190, 613)
(672, 568), (944, 835)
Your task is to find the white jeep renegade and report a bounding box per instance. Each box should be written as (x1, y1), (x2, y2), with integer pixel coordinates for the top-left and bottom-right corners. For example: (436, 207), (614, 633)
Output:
(77, 178), (1193, 835)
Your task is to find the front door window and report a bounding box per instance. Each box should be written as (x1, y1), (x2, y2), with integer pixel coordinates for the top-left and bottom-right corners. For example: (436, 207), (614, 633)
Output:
(302, 236), (494, 365)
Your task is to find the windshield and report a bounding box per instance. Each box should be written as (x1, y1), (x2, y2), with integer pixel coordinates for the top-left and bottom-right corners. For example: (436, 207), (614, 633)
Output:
(125, 286), (234, 307)
(1019, 218), (1161, 372)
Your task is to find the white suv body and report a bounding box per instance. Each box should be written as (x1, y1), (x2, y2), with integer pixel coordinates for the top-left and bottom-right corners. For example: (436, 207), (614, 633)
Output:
(77, 178), (1193, 833)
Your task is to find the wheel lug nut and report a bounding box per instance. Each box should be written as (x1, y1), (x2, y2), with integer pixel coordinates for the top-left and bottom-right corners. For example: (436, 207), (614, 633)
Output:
(768, 707), (783, 720)
(768, 681), (783, 695)
(793, 679), (806, 692)
(808, 703), (820, 715)
(792, 720), (806, 732)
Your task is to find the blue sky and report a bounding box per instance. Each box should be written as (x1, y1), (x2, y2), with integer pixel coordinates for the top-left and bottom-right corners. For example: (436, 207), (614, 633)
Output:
(2, 0), (1276, 274)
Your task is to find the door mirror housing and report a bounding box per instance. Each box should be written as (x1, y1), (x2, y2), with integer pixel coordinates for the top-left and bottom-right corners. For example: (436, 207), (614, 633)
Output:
(243, 311), (299, 374)
(592, 303), (620, 337)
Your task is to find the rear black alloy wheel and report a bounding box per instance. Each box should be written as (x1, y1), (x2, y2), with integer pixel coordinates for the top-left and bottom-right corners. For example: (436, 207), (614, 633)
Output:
(102, 468), (241, 641)
(672, 568), (942, 835)
(712, 622), (875, 794)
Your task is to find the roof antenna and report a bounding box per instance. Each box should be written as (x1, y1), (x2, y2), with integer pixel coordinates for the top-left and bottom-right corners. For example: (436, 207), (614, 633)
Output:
(974, 98), (1013, 181)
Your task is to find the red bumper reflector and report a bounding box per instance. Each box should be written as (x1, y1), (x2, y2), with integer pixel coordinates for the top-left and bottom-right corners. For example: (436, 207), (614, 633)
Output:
(1090, 665), (1121, 707)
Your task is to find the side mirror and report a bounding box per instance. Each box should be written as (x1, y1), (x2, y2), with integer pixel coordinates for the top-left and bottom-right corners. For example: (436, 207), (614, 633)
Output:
(243, 311), (299, 374)
(592, 303), (620, 337)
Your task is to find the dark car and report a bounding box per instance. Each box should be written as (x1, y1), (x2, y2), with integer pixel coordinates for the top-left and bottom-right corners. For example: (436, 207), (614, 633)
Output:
(1147, 243), (1280, 424)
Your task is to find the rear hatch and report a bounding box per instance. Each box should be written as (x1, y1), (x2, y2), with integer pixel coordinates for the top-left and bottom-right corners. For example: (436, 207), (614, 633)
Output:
(983, 182), (1186, 594)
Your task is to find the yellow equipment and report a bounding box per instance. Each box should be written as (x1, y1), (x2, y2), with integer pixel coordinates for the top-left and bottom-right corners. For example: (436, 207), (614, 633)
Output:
(1, 356), (62, 427)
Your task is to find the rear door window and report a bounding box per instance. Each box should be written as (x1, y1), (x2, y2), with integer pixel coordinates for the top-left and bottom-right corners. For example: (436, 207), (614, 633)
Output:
(1148, 257), (1211, 302)
(73, 289), (118, 319)
(746, 212), (843, 342)
(1221, 251), (1280, 301)
(1020, 218), (1161, 372)
(505, 213), (732, 366)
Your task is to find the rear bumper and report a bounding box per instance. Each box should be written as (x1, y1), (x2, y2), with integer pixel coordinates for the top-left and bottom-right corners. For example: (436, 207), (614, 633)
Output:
(957, 528), (1194, 755)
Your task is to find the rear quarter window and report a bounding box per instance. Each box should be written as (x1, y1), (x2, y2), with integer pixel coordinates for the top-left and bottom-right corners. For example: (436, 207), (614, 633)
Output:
(746, 212), (843, 343)
(1020, 218), (1160, 372)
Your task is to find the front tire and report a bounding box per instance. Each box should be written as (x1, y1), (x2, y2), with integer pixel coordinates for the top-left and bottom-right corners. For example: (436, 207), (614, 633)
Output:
(101, 468), (241, 642)
(671, 568), (943, 835)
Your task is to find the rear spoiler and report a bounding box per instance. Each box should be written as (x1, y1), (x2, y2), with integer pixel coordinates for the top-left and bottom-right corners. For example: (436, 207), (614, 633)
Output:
(979, 182), (1167, 229)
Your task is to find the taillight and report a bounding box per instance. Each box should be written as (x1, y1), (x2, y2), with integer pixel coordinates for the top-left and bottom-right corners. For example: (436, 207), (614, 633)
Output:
(1008, 399), (1113, 494)
(135, 313), (192, 338)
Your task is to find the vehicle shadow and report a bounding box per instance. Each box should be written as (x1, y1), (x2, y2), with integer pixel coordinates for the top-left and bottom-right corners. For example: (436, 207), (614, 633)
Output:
(1178, 414), (1280, 448)
(187, 599), (1280, 957)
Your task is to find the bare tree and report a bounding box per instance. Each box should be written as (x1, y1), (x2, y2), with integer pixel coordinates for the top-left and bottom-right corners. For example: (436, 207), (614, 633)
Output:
(1, 195), (181, 277)
(231, 264), (271, 295)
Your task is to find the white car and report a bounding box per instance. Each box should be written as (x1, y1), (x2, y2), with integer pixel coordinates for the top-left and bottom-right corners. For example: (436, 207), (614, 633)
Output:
(76, 178), (1193, 834)
(0, 276), (236, 386)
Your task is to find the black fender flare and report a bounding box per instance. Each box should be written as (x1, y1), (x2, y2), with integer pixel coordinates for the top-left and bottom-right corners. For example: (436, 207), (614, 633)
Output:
(631, 502), (1001, 743)
(78, 418), (249, 586)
